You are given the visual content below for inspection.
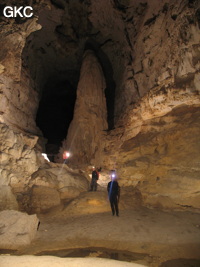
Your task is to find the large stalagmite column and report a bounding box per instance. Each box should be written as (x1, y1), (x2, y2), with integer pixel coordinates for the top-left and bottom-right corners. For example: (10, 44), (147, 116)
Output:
(62, 50), (108, 167)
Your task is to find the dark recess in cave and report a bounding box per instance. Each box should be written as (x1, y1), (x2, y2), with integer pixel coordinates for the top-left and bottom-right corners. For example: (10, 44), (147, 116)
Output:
(35, 38), (116, 157)
(36, 40), (116, 154)
(36, 79), (76, 156)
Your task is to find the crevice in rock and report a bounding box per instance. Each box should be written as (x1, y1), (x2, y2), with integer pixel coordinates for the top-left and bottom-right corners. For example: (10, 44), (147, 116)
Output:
(50, 0), (66, 10)
(144, 14), (158, 26)
(113, 0), (127, 13)
(133, 78), (140, 98)
(124, 27), (133, 50)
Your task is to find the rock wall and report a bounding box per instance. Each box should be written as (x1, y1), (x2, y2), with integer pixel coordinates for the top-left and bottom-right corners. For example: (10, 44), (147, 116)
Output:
(0, 122), (42, 211)
(99, 0), (200, 211)
(55, 0), (200, 211)
(27, 163), (89, 213)
(103, 104), (200, 211)
(0, 8), (41, 134)
(0, 121), (90, 212)
(0, 1), (67, 213)
(60, 50), (108, 167)
(70, 0), (199, 123)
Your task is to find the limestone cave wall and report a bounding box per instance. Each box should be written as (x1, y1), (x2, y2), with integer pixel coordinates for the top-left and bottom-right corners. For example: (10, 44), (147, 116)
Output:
(59, 0), (200, 210)
(0, 9), (41, 134)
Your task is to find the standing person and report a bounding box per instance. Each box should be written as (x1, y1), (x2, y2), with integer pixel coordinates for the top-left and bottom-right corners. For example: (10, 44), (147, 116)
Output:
(90, 167), (99, 191)
(107, 172), (120, 216)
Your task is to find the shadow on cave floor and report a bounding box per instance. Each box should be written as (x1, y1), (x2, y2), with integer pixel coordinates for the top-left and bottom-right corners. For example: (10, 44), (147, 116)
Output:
(160, 258), (200, 267)
(36, 247), (152, 266)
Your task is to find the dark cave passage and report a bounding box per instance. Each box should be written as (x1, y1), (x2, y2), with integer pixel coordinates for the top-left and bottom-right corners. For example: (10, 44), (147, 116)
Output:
(34, 41), (116, 155)
(22, 19), (116, 157)
(36, 79), (76, 156)
(35, 42), (116, 156)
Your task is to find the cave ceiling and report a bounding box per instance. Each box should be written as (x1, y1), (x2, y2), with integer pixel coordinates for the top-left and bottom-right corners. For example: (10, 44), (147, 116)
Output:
(1, 0), (200, 148)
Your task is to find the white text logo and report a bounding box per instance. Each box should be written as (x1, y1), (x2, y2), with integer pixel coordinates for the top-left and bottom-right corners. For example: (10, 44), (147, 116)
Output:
(3, 6), (33, 18)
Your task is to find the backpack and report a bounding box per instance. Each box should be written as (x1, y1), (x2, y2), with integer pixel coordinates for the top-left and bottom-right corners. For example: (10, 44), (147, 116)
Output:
(92, 170), (98, 180)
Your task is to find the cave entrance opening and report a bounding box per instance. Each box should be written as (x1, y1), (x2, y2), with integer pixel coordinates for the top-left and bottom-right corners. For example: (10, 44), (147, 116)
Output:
(36, 78), (76, 161)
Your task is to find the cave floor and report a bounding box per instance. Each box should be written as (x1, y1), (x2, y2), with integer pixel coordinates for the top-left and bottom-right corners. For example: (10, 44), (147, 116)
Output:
(12, 194), (200, 267)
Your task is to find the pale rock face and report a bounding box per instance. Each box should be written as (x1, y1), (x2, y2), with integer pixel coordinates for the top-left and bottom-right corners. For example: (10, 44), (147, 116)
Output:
(0, 123), (44, 210)
(0, 121), (90, 213)
(103, 105), (200, 210)
(0, 14), (41, 135)
(30, 186), (61, 213)
(26, 164), (89, 212)
(89, 0), (200, 122)
(0, 210), (39, 249)
(61, 50), (108, 167)
(0, 123), (42, 187)
(55, 0), (200, 212)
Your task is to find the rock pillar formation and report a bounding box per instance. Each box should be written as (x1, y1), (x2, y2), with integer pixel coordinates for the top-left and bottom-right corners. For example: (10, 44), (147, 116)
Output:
(61, 50), (108, 167)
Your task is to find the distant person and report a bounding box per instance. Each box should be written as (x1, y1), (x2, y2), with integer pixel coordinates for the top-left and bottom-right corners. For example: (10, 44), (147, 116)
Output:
(90, 167), (99, 191)
(107, 172), (120, 216)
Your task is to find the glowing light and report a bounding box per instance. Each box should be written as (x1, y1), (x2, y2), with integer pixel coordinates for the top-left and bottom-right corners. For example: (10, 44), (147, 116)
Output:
(42, 153), (50, 162)
(63, 151), (70, 159)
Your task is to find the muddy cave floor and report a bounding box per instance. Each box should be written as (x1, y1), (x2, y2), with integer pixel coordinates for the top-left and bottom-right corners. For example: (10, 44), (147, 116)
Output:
(1, 190), (200, 267)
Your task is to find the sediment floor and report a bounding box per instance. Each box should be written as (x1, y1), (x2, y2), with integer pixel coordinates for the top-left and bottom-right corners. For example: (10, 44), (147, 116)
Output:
(4, 191), (200, 267)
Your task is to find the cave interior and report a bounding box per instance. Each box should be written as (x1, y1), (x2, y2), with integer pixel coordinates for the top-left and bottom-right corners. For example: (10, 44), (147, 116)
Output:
(0, 0), (200, 266)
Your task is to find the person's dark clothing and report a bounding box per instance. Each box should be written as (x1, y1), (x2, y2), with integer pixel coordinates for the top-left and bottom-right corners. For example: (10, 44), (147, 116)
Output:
(107, 180), (120, 216)
(90, 170), (99, 191)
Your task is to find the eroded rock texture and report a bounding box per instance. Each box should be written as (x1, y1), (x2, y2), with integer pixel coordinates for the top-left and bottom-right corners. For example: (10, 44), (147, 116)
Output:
(0, 123), (42, 210)
(0, 122), (89, 213)
(60, 50), (108, 167)
(0, 4), (41, 134)
(27, 163), (89, 213)
(106, 106), (200, 210)
(0, 210), (39, 249)
(59, 0), (200, 211)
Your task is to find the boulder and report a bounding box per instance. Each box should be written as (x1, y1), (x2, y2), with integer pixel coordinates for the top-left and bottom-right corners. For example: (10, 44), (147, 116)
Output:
(30, 186), (61, 213)
(29, 164), (90, 205)
(0, 210), (39, 249)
